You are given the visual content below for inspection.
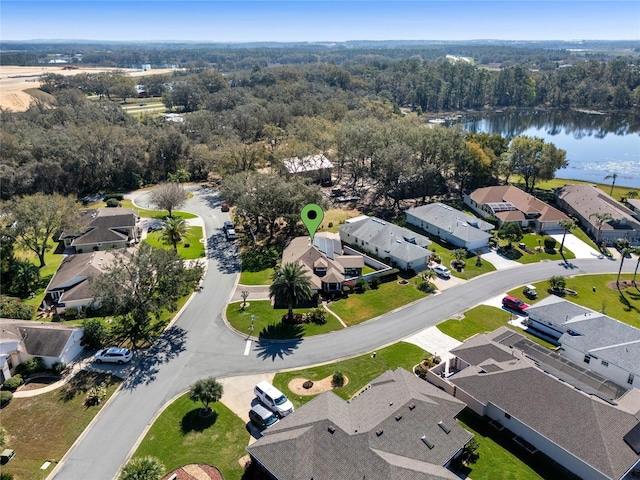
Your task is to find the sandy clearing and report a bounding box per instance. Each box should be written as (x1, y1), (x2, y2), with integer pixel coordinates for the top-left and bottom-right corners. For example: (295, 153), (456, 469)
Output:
(0, 66), (176, 111)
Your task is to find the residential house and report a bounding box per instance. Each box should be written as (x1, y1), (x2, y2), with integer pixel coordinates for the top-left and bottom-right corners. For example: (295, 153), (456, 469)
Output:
(555, 184), (640, 245)
(405, 203), (494, 251)
(283, 154), (333, 184)
(465, 185), (570, 232)
(525, 296), (640, 388)
(339, 216), (433, 271)
(247, 368), (473, 480)
(427, 327), (640, 480)
(59, 207), (139, 253)
(43, 250), (127, 314)
(0, 319), (84, 382)
(281, 234), (364, 295)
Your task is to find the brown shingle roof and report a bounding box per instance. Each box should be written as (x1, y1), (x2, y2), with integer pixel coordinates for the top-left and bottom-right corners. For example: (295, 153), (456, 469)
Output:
(471, 185), (569, 223)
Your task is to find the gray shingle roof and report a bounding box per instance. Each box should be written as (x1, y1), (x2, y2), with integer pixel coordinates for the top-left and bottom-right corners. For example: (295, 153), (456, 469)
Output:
(248, 368), (471, 480)
(406, 203), (494, 244)
(449, 329), (640, 480)
(339, 217), (432, 264)
(0, 319), (79, 358)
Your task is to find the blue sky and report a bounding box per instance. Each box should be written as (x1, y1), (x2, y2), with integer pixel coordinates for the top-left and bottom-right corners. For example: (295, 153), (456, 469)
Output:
(1, 1), (639, 42)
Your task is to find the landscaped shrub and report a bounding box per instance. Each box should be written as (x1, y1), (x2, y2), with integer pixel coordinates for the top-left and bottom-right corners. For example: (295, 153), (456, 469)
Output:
(369, 276), (380, 289)
(105, 198), (120, 207)
(366, 268), (400, 284)
(241, 247), (281, 272)
(23, 356), (46, 375)
(82, 318), (109, 349)
(65, 307), (78, 319)
(355, 278), (370, 293)
(85, 383), (107, 406)
(1, 472), (14, 480)
(332, 371), (345, 388)
(305, 308), (327, 325)
(52, 362), (66, 375)
(0, 390), (13, 407)
(414, 364), (428, 379)
(543, 236), (557, 251)
(2, 375), (23, 392)
(104, 193), (124, 201)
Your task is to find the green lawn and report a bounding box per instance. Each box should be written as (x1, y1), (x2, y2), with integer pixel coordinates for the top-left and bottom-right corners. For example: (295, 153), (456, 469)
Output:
(239, 268), (274, 285)
(0, 372), (121, 480)
(132, 393), (248, 480)
(437, 305), (556, 349)
(507, 273), (639, 328)
(455, 409), (580, 480)
(16, 247), (65, 317)
(272, 342), (429, 408)
(327, 275), (428, 326)
(143, 226), (205, 259)
(225, 301), (344, 338)
(496, 233), (574, 264)
(119, 199), (198, 220)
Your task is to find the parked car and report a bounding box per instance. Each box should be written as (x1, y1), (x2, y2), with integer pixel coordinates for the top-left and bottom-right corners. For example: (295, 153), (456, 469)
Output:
(221, 202), (230, 212)
(254, 381), (294, 417)
(502, 295), (530, 313)
(431, 264), (451, 278)
(225, 227), (237, 240)
(249, 403), (280, 430)
(94, 347), (133, 364)
(223, 220), (234, 232)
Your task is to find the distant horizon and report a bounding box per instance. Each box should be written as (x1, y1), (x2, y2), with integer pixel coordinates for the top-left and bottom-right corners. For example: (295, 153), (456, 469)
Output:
(2, 1), (638, 43)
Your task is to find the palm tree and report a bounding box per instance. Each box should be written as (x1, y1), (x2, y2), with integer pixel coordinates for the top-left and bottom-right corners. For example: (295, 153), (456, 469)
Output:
(558, 218), (577, 260)
(269, 263), (312, 323)
(617, 246), (632, 287)
(189, 377), (224, 415)
(604, 173), (618, 196)
(589, 212), (614, 248)
(631, 246), (640, 286)
(548, 275), (566, 293)
(160, 217), (188, 251)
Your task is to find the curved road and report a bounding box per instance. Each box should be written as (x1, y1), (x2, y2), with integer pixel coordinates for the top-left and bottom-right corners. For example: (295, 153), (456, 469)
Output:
(51, 187), (636, 480)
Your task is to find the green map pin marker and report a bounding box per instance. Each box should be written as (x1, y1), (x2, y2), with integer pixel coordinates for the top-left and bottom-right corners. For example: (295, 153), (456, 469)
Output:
(301, 204), (324, 241)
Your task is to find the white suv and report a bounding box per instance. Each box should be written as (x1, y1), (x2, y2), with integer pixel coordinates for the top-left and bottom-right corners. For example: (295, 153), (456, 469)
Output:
(254, 381), (294, 417)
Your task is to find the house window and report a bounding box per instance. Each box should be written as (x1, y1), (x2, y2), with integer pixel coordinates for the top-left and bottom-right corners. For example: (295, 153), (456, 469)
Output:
(504, 413), (511, 420)
(628, 374), (635, 385)
(601, 360), (608, 367)
(583, 355), (590, 364)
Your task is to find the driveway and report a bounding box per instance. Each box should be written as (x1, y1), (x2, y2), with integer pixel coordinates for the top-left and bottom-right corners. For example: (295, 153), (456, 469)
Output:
(549, 232), (600, 259)
(480, 248), (521, 270)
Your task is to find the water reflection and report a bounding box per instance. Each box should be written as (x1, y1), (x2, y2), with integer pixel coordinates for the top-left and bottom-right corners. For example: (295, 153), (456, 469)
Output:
(458, 109), (640, 188)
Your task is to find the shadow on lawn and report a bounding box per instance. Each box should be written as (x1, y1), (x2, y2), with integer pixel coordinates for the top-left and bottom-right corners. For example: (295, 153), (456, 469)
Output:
(181, 408), (218, 434)
(59, 371), (120, 403)
(122, 326), (188, 390)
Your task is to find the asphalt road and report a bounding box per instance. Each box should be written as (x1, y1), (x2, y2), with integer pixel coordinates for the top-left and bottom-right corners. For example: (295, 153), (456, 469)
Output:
(50, 186), (636, 480)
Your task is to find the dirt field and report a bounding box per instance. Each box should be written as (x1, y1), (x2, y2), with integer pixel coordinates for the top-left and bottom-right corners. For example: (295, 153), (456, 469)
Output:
(0, 66), (175, 111)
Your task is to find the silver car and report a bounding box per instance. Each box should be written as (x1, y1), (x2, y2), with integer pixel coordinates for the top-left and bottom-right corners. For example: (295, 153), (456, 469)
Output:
(94, 347), (133, 364)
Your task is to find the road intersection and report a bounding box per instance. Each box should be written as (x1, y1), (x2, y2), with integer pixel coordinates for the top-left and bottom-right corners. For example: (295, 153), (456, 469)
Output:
(49, 186), (636, 480)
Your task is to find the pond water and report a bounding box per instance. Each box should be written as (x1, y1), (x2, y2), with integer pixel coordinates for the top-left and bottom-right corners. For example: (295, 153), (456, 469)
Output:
(459, 110), (640, 188)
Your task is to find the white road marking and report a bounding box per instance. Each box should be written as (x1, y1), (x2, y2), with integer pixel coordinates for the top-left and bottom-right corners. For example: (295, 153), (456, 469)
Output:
(244, 339), (252, 356)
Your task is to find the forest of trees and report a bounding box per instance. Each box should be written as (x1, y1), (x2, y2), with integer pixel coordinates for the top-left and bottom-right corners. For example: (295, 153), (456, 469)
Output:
(1, 45), (638, 203)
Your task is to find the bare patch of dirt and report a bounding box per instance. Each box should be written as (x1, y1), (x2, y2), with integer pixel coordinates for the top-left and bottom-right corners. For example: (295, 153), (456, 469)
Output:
(288, 375), (349, 396)
(607, 280), (638, 291)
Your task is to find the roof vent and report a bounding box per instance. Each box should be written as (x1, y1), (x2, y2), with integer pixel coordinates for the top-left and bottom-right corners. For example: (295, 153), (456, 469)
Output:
(421, 435), (434, 449)
(395, 415), (402, 421)
(389, 402), (393, 406)
(376, 429), (383, 437)
(408, 404), (416, 410)
(438, 421), (451, 434)
(328, 425), (335, 434)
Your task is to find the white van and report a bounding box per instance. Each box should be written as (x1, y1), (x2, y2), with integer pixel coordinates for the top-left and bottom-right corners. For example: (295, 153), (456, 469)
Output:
(254, 381), (294, 417)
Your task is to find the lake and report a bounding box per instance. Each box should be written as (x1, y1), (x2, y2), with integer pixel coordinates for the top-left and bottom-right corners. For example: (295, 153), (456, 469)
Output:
(459, 110), (640, 189)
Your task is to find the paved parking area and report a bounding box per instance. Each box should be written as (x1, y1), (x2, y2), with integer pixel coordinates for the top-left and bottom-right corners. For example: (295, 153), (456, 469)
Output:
(404, 326), (461, 361)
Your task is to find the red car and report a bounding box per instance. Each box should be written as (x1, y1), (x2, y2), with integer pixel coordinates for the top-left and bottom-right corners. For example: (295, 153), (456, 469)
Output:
(221, 202), (230, 212)
(502, 295), (529, 313)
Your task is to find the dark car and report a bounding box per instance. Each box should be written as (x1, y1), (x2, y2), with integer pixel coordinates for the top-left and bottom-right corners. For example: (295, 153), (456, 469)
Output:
(223, 220), (234, 232)
(249, 403), (280, 430)
(502, 295), (529, 313)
